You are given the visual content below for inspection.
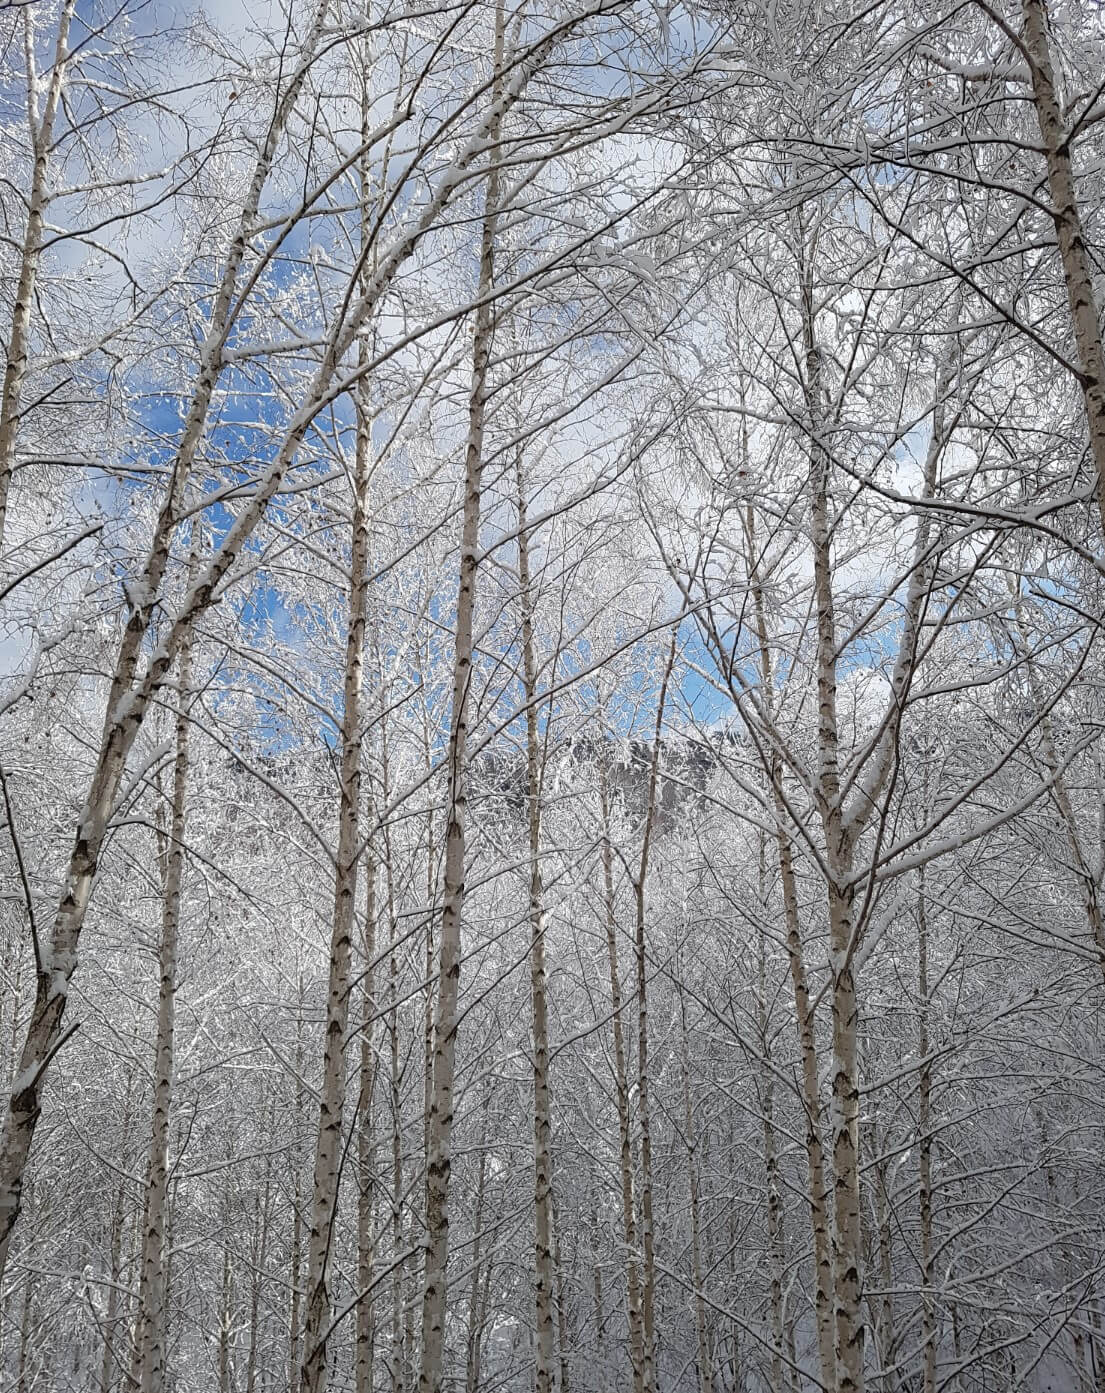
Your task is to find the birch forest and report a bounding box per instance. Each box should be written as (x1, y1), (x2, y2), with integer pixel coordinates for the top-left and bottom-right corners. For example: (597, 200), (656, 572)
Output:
(3, 0), (1105, 1389)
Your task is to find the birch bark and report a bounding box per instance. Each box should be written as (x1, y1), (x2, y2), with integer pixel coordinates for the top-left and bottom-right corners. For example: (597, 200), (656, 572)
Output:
(744, 506), (834, 1388)
(416, 13), (505, 1389)
(0, 0), (335, 1279)
(131, 624), (194, 1393)
(0, 0), (76, 555)
(598, 755), (646, 1393)
(1021, 0), (1105, 545)
(514, 444), (557, 1393)
(300, 299), (376, 1393)
(632, 631), (677, 1393)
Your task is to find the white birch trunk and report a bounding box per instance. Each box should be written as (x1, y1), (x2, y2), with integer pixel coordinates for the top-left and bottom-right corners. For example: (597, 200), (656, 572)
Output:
(514, 445), (557, 1393)
(803, 315), (865, 1393)
(131, 626), (194, 1393)
(679, 992), (713, 1393)
(598, 756), (646, 1393)
(416, 14), (505, 1387)
(0, 0), (75, 555)
(357, 846), (379, 1393)
(745, 506), (834, 1387)
(632, 632), (677, 1393)
(1021, 0), (1105, 545)
(300, 311), (376, 1393)
(0, 0), (336, 1280)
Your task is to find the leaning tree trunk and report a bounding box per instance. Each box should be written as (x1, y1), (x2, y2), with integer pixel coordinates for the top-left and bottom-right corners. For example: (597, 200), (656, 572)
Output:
(131, 625), (194, 1393)
(416, 14), (504, 1390)
(0, 0), (335, 1283)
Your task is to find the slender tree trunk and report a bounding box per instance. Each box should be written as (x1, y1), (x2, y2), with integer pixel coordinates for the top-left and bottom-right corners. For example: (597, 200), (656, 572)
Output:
(300, 295), (376, 1391)
(290, 981), (305, 1393)
(1039, 1112), (1091, 1391)
(598, 757), (646, 1393)
(465, 1114), (489, 1393)
(552, 1191), (572, 1393)
(100, 1061), (137, 1393)
(16, 1268), (34, 1393)
(0, 0), (75, 555)
(1090, 1296), (1105, 1393)
(353, 56), (382, 1390)
(592, 1203), (605, 1367)
(218, 1226), (233, 1393)
(632, 631), (678, 1393)
(918, 872), (937, 1393)
(357, 845), (379, 1393)
(679, 991), (713, 1393)
(416, 17), (504, 1389)
(867, 1121), (895, 1391)
(131, 626), (194, 1393)
(1009, 571), (1105, 983)
(385, 809), (404, 1393)
(101, 1179), (126, 1393)
(803, 296), (864, 1393)
(753, 853), (786, 1393)
(744, 507), (834, 1389)
(247, 1138), (274, 1393)
(1021, 0), (1105, 545)
(514, 445), (557, 1393)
